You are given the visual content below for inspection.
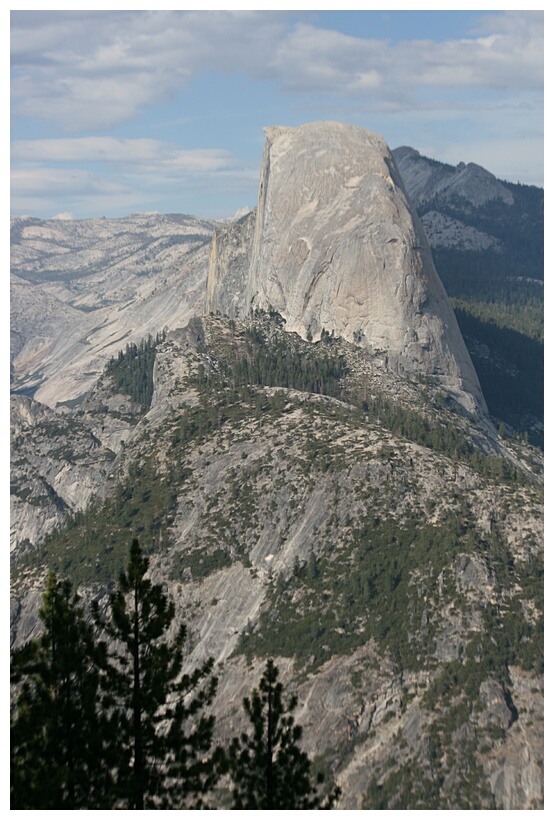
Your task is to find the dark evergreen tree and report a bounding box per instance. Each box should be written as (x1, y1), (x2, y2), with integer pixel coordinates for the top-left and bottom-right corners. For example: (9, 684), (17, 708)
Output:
(228, 659), (341, 809)
(105, 332), (166, 411)
(99, 539), (219, 809)
(11, 572), (114, 809)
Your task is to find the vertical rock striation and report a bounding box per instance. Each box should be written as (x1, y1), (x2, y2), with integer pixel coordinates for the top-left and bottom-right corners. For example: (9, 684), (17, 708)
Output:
(206, 122), (486, 415)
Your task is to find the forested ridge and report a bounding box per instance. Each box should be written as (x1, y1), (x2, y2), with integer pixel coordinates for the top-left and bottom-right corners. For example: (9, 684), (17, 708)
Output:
(15, 313), (534, 589)
(11, 311), (543, 809)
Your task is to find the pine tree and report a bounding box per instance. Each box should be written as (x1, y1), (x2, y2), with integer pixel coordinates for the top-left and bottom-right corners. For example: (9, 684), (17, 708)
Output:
(228, 659), (341, 809)
(11, 572), (114, 809)
(99, 539), (220, 808)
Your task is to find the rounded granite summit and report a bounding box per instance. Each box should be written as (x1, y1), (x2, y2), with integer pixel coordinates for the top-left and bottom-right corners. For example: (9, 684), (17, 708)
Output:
(206, 121), (486, 415)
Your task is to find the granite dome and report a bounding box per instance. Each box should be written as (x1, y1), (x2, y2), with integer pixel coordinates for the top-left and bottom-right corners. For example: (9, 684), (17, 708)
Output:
(206, 122), (486, 415)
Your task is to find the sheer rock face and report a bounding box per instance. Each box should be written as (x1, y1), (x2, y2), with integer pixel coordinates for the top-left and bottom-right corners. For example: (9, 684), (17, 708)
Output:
(206, 122), (485, 414)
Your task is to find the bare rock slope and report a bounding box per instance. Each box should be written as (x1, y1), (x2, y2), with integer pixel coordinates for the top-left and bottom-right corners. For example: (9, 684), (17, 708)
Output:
(11, 213), (215, 407)
(207, 122), (485, 415)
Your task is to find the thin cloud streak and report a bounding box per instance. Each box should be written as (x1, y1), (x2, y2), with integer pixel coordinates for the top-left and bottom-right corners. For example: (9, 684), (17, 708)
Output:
(12, 137), (238, 173)
(11, 167), (130, 196)
(11, 11), (288, 132)
(10, 154), (260, 219)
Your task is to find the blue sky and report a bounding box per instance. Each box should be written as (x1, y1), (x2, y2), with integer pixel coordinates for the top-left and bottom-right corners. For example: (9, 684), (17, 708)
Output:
(10, 7), (544, 220)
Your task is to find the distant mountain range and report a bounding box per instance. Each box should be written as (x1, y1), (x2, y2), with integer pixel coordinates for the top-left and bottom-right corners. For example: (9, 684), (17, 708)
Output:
(10, 212), (215, 406)
(392, 145), (543, 291)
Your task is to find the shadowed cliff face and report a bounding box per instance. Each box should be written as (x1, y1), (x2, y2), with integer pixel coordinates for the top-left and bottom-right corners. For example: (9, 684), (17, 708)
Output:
(206, 122), (486, 415)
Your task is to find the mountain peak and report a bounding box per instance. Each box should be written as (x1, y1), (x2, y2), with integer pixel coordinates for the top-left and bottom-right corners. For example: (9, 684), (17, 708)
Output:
(206, 122), (486, 415)
(393, 146), (514, 209)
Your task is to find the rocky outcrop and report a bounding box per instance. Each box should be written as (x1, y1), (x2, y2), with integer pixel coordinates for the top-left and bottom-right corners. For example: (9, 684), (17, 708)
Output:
(205, 210), (256, 319)
(484, 668), (544, 809)
(390, 146), (522, 257)
(10, 394), (117, 554)
(420, 211), (501, 252)
(206, 122), (485, 415)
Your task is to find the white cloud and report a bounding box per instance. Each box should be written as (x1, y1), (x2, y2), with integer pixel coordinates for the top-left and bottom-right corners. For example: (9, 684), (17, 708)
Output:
(274, 14), (543, 98)
(10, 166), (137, 218)
(9, 10), (543, 215)
(10, 11), (289, 131)
(11, 10), (543, 132)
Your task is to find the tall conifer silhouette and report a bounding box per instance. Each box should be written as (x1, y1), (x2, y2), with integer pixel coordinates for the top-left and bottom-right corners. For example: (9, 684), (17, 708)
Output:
(101, 538), (219, 808)
(228, 658), (341, 809)
(11, 572), (114, 808)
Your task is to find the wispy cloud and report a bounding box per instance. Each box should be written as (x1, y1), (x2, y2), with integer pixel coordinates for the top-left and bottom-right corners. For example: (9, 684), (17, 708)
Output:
(273, 14), (542, 98)
(12, 137), (237, 173)
(10, 11), (289, 131)
(11, 167), (128, 196)
(10, 166), (136, 216)
(10, 137), (257, 217)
